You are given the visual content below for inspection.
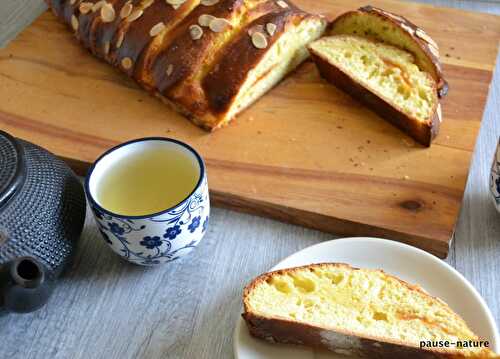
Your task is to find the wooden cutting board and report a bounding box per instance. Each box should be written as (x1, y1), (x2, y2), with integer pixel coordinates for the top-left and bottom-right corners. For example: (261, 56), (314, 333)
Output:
(1, 0), (499, 258)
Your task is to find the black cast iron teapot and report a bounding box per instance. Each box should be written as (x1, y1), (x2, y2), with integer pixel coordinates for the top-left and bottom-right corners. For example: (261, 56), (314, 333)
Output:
(0, 130), (86, 313)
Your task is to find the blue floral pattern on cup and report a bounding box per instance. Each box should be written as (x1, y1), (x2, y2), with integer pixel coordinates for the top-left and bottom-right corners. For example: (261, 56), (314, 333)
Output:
(89, 175), (209, 266)
(140, 236), (162, 249)
(188, 216), (201, 233)
(85, 138), (210, 267)
(164, 225), (182, 240)
(490, 138), (500, 212)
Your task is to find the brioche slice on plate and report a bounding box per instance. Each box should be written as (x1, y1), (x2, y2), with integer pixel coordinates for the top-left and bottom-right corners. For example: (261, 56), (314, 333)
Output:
(243, 263), (497, 358)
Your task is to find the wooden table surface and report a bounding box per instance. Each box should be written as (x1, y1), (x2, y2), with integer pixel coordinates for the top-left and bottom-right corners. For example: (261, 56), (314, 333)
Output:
(0, 1), (499, 358)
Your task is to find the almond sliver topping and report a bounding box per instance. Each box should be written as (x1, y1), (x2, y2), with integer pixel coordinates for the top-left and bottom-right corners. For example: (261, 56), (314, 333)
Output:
(189, 25), (204, 40)
(101, 3), (116, 23)
(209, 18), (231, 33)
(121, 57), (133, 70)
(251, 32), (268, 49)
(79, 2), (93, 14)
(276, 0), (288, 8)
(248, 25), (264, 37)
(201, 0), (219, 5)
(166, 0), (186, 8)
(266, 23), (277, 36)
(127, 9), (144, 22)
(71, 15), (79, 31)
(198, 14), (215, 27)
(120, 2), (133, 18)
(92, 0), (106, 12)
(150, 22), (166, 37)
(416, 28), (439, 51)
(166, 64), (174, 76)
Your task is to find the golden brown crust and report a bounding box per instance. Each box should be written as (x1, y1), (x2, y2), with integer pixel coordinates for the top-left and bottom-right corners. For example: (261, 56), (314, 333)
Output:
(59, 0), (93, 46)
(202, 8), (305, 117)
(110, 1), (171, 71)
(90, 0), (130, 60)
(242, 263), (496, 358)
(135, 0), (199, 89)
(308, 46), (439, 147)
(152, 0), (308, 129)
(244, 312), (444, 358)
(51, 0), (129, 60)
(330, 6), (448, 98)
(244, 313), (496, 358)
(151, 0), (246, 96)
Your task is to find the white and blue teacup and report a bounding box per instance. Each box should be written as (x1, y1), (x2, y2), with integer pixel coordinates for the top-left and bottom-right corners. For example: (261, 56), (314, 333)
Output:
(490, 137), (500, 213)
(85, 138), (209, 266)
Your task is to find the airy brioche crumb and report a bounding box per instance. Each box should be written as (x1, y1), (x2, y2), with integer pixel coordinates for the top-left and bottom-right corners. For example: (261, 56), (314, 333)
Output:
(329, 6), (447, 97)
(243, 263), (496, 357)
(309, 35), (437, 123)
(225, 17), (326, 122)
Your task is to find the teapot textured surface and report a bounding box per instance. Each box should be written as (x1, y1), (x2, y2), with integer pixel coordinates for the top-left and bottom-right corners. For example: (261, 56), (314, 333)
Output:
(0, 130), (86, 312)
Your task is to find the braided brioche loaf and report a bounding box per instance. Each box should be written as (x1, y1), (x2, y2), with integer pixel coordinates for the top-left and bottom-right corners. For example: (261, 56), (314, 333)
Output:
(45, 0), (327, 130)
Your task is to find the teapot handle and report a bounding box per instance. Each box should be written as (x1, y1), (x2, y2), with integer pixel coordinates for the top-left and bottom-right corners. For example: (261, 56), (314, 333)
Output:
(0, 257), (53, 313)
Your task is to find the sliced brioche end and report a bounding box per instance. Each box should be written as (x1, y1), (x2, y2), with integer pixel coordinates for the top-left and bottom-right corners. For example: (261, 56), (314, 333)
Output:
(329, 6), (448, 98)
(201, 14), (327, 130)
(220, 16), (327, 126)
(243, 263), (497, 358)
(308, 35), (440, 146)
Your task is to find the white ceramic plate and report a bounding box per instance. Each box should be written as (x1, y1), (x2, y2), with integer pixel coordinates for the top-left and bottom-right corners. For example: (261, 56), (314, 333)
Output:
(234, 237), (499, 359)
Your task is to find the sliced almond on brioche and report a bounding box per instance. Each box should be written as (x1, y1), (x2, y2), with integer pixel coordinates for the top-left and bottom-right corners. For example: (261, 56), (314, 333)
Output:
(329, 6), (448, 98)
(243, 263), (497, 358)
(309, 35), (440, 146)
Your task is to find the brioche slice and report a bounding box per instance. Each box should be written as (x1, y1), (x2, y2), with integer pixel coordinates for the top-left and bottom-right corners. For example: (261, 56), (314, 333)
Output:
(329, 6), (448, 98)
(202, 11), (326, 127)
(308, 35), (440, 146)
(243, 263), (497, 358)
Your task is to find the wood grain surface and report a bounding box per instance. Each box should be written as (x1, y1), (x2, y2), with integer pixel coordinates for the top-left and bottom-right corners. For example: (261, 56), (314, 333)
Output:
(0, 0), (499, 257)
(0, 1), (499, 359)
